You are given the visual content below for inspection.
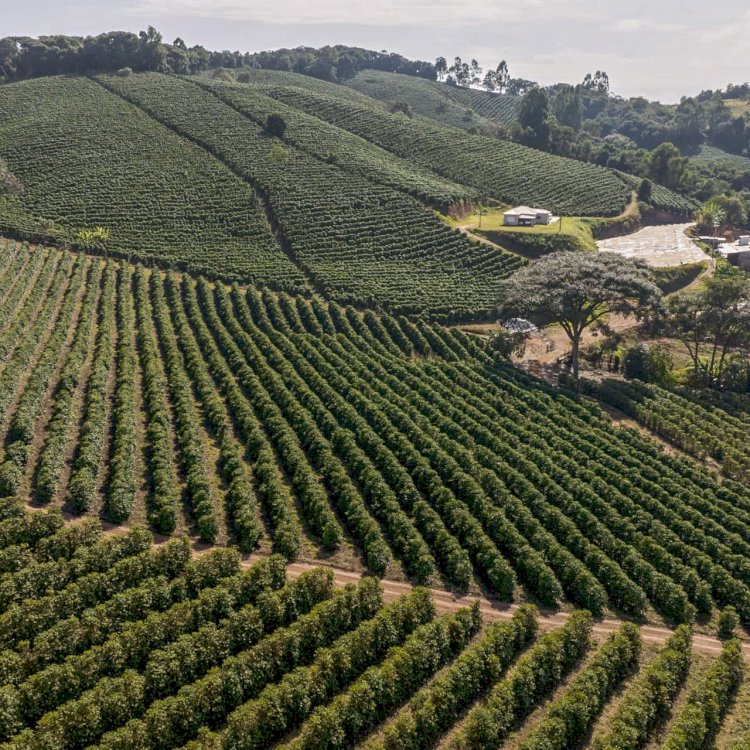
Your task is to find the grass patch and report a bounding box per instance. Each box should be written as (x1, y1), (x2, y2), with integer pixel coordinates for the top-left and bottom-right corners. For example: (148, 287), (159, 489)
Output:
(652, 261), (708, 295)
(450, 207), (597, 255)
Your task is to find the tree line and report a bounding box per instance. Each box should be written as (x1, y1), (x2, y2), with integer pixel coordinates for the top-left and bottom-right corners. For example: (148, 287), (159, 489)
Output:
(0, 31), (435, 83)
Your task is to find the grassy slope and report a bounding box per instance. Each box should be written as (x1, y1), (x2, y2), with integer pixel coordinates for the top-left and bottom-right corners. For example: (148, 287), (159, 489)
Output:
(455, 209), (598, 251)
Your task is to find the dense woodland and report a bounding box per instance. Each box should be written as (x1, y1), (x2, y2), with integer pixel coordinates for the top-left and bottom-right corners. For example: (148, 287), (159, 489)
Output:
(0, 31), (435, 83)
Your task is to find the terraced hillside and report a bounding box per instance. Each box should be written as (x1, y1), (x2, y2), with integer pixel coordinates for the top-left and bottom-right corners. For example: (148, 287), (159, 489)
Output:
(0, 73), (524, 319)
(346, 68), (520, 129)
(4, 240), (750, 631)
(689, 144), (750, 170)
(192, 78), (477, 209)
(0, 72), (696, 318)
(0, 518), (746, 750)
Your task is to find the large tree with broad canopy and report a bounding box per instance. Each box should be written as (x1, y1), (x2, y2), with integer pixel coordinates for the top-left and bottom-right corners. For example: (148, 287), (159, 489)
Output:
(497, 251), (662, 379)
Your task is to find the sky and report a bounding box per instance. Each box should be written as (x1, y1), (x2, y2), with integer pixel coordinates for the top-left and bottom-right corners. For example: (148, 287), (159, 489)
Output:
(3, 0), (750, 102)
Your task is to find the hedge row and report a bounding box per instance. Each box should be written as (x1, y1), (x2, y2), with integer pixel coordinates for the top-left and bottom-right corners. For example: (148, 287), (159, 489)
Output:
(660, 638), (745, 750)
(132, 266), (180, 533)
(518, 623), (642, 750)
(450, 610), (593, 750)
(591, 624), (693, 750)
(366, 605), (538, 750)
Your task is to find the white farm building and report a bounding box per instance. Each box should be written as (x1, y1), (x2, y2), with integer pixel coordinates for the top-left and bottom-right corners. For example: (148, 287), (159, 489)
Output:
(503, 206), (552, 227)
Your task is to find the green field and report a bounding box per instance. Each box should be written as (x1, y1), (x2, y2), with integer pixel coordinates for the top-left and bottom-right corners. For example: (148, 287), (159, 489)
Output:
(196, 78), (477, 210)
(1, 40), (749, 750)
(0, 77), (302, 288)
(2, 239), (750, 628)
(584, 378), (750, 482)
(0, 522), (746, 750)
(258, 85), (692, 216)
(689, 143), (750, 170)
(346, 69), (520, 130)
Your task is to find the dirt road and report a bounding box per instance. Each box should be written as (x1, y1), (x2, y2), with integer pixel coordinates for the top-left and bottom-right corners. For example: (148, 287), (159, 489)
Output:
(51, 514), (749, 659)
(254, 556), (749, 660)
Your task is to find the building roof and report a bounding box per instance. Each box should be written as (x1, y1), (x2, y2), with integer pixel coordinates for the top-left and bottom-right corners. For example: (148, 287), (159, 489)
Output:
(718, 244), (750, 256)
(503, 205), (551, 216)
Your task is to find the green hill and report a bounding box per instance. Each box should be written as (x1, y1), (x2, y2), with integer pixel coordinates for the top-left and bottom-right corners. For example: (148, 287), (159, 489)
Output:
(689, 144), (750, 170)
(256, 85), (648, 215)
(0, 70), (693, 318)
(346, 69), (520, 130)
(197, 78), (476, 209)
(97, 72), (522, 318)
(0, 76), (303, 288)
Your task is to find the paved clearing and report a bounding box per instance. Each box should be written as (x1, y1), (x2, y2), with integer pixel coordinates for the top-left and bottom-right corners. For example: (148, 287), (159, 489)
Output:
(597, 223), (707, 267)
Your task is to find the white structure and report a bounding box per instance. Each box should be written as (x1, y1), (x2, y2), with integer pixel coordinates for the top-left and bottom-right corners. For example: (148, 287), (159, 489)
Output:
(718, 242), (750, 270)
(502, 318), (537, 334)
(503, 206), (552, 227)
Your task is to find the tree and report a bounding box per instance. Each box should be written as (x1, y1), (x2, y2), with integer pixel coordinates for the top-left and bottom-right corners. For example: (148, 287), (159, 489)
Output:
(582, 70), (610, 93)
(667, 272), (750, 388)
(470, 59), (482, 87)
(552, 85), (583, 130)
(647, 142), (689, 190)
(696, 198), (727, 234)
(482, 71), (497, 92)
(494, 61), (510, 93)
(623, 343), (673, 384)
(516, 88), (552, 150)
(506, 78), (537, 96)
(637, 178), (653, 203)
(717, 607), (739, 640)
(483, 61), (509, 93)
(138, 26), (167, 72)
(434, 56), (447, 81)
(448, 56), (470, 87)
(265, 113), (287, 138)
(388, 101), (413, 117)
(674, 97), (705, 149)
(699, 195), (747, 231)
(497, 252), (662, 380)
(486, 328), (528, 358)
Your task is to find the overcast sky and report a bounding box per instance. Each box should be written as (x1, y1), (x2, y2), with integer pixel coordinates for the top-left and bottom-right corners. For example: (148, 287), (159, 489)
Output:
(3, 0), (749, 102)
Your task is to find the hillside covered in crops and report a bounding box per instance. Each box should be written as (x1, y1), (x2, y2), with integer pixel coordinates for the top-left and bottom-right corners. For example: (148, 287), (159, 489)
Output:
(0, 236), (750, 748)
(0, 70), (693, 319)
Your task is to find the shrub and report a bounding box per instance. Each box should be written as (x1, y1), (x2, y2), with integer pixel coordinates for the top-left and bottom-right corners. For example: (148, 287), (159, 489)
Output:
(717, 606), (739, 640)
(266, 112), (287, 138)
(623, 343), (673, 384)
